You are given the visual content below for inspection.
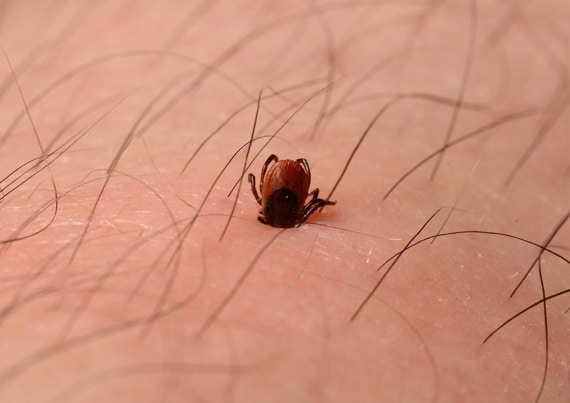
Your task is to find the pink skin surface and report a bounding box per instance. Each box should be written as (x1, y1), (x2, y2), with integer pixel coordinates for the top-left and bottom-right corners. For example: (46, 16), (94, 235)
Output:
(0, 1), (568, 402)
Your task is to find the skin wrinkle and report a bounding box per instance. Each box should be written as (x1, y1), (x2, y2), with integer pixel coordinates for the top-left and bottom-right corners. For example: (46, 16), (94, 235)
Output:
(0, 1), (568, 402)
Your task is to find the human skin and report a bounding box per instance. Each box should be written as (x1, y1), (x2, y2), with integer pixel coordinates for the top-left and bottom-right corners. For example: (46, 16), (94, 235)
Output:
(0, 0), (568, 402)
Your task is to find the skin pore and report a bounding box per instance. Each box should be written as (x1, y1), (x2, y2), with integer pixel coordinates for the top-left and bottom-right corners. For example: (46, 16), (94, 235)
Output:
(0, 0), (568, 402)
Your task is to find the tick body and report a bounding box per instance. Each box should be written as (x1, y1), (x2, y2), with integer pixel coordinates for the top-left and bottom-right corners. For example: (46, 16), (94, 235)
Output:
(248, 154), (336, 228)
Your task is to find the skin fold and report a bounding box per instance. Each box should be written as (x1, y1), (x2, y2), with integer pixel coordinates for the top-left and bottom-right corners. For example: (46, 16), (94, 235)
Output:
(0, 1), (568, 402)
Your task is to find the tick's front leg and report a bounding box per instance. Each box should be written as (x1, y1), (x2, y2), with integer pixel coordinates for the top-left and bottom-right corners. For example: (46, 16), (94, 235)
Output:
(248, 173), (262, 205)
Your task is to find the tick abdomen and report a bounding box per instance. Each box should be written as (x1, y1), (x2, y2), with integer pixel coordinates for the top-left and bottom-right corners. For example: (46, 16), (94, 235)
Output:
(263, 188), (299, 228)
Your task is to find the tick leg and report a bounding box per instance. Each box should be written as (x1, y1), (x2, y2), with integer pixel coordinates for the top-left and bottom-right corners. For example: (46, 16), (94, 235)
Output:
(307, 187), (320, 201)
(257, 215), (268, 225)
(298, 190), (336, 224)
(260, 154), (278, 194)
(296, 158), (311, 183)
(248, 173), (262, 204)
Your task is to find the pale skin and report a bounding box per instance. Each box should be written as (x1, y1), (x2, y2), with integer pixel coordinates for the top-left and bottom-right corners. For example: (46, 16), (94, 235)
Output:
(0, 0), (568, 402)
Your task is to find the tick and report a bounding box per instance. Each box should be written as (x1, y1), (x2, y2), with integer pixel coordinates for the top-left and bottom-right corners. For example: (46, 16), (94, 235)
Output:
(248, 154), (336, 228)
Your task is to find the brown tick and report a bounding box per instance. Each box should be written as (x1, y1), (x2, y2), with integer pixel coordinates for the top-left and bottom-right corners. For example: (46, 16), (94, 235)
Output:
(248, 154), (336, 228)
